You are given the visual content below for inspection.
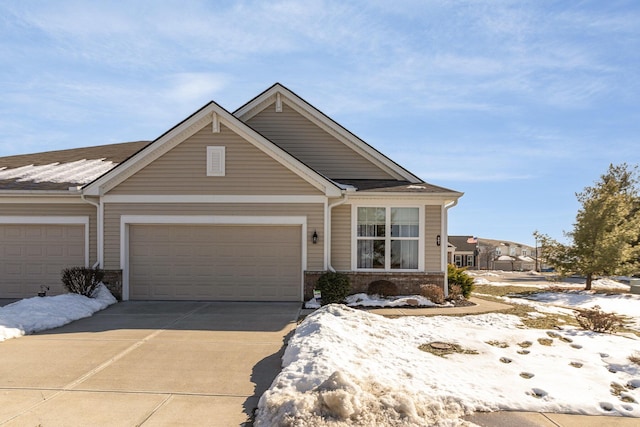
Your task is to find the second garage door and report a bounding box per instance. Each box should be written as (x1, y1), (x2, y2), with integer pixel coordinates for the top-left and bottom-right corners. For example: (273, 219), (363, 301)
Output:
(0, 224), (86, 298)
(129, 224), (302, 301)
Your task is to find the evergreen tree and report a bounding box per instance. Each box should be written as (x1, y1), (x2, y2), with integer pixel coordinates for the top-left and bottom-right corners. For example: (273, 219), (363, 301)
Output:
(535, 163), (640, 290)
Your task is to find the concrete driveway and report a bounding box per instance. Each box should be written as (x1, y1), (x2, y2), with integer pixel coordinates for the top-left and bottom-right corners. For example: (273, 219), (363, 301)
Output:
(0, 301), (300, 426)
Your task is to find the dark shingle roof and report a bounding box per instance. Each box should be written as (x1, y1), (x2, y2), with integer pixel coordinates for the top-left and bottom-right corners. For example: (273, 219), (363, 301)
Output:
(448, 236), (478, 252)
(0, 141), (149, 191)
(334, 179), (460, 194)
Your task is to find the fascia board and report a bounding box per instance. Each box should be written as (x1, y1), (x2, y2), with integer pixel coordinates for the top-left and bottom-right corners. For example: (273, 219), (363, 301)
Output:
(234, 84), (422, 183)
(83, 102), (341, 197)
(346, 191), (464, 204)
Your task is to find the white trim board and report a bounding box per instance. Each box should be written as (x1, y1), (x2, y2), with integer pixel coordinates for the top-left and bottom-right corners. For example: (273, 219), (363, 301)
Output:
(103, 195), (327, 204)
(119, 215), (307, 301)
(0, 216), (90, 267)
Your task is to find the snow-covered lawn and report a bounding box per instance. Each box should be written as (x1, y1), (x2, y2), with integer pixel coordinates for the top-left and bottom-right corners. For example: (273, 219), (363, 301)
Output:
(0, 284), (116, 342)
(257, 272), (640, 426)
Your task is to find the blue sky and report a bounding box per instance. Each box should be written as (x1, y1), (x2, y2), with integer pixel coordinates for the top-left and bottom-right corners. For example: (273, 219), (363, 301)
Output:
(1, 1), (639, 246)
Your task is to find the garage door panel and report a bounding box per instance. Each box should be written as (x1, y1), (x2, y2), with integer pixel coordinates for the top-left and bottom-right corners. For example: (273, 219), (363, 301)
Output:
(0, 224), (85, 298)
(129, 224), (302, 301)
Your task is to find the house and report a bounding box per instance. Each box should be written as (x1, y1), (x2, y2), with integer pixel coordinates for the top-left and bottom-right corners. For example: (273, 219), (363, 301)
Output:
(0, 83), (463, 301)
(476, 238), (536, 271)
(447, 236), (478, 269)
(448, 236), (537, 271)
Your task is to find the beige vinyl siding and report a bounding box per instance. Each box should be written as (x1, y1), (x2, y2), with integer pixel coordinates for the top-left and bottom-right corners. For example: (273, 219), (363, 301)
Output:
(246, 103), (395, 180)
(110, 124), (322, 195)
(424, 205), (442, 271)
(0, 203), (97, 265)
(103, 203), (324, 270)
(330, 204), (351, 271)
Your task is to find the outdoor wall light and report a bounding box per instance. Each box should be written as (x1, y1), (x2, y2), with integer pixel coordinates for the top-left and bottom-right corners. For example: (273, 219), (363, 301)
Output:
(312, 230), (318, 244)
(436, 235), (441, 246)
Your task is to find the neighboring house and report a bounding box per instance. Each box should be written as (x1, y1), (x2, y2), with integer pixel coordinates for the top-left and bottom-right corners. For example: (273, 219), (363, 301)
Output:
(0, 83), (462, 301)
(447, 236), (478, 269)
(448, 236), (537, 271)
(476, 238), (536, 271)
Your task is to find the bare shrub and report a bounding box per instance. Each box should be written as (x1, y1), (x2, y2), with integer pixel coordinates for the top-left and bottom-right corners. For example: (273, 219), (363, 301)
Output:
(367, 280), (398, 297)
(420, 284), (444, 304)
(448, 284), (463, 300)
(575, 305), (624, 334)
(61, 267), (104, 297)
(628, 352), (640, 366)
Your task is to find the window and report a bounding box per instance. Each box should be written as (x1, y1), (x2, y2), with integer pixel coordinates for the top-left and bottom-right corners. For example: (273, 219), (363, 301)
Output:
(522, 249), (527, 257)
(509, 247), (516, 256)
(495, 248), (501, 256)
(454, 254), (462, 267)
(466, 254), (474, 266)
(356, 207), (420, 270)
(206, 146), (225, 176)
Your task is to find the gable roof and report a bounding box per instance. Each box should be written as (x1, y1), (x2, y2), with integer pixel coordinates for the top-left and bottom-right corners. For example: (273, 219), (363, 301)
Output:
(0, 83), (462, 200)
(0, 141), (148, 191)
(234, 83), (422, 183)
(82, 100), (343, 197)
(448, 236), (478, 252)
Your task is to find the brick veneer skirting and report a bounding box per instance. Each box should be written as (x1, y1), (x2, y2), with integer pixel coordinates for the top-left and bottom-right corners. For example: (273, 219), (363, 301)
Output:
(102, 269), (123, 301)
(303, 271), (445, 300)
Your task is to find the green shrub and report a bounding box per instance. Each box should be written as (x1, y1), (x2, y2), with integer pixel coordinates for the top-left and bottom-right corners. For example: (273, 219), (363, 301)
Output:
(316, 272), (351, 305)
(447, 264), (474, 299)
(367, 280), (398, 297)
(61, 267), (104, 297)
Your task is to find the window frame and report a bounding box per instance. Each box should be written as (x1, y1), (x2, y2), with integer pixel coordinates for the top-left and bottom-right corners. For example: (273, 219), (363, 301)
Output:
(351, 204), (424, 271)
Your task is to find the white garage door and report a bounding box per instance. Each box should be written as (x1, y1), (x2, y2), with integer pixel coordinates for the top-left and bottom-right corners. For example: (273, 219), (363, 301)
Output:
(0, 224), (86, 298)
(129, 225), (302, 301)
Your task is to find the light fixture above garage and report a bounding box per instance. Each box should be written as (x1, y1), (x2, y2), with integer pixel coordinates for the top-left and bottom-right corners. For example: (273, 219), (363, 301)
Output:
(312, 230), (318, 244)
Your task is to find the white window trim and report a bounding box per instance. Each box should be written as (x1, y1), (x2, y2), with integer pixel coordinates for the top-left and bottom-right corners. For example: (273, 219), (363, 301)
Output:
(206, 146), (225, 176)
(0, 216), (90, 267)
(119, 215), (307, 301)
(350, 205), (424, 272)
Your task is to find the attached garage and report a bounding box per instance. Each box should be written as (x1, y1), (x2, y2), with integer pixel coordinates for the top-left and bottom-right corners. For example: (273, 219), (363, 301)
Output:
(0, 222), (87, 298)
(127, 223), (303, 301)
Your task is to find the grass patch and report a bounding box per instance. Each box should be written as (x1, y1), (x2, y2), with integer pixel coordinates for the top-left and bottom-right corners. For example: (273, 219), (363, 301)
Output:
(419, 341), (479, 358)
(517, 341), (533, 348)
(629, 352), (640, 366)
(473, 285), (541, 298)
(538, 338), (554, 346)
(486, 340), (509, 348)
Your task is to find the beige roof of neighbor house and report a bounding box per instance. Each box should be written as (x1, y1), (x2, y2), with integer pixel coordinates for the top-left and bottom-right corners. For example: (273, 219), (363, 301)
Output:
(0, 141), (149, 190)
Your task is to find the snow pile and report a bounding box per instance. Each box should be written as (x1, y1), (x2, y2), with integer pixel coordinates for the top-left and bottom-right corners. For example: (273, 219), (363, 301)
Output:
(256, 305), (640, 426)
(0, 159), (115, 184)
(0, 284), (116, 342)
(345, 293), (443, 307)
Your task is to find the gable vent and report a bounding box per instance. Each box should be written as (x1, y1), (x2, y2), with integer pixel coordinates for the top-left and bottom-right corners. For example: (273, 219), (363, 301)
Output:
(206, 146), (225, 176)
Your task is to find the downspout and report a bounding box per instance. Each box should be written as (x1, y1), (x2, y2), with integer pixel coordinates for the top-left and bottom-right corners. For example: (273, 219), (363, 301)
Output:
(326, 192), (350, 272)
(442, 199), (459, 297)
(81, 192), (102, 269)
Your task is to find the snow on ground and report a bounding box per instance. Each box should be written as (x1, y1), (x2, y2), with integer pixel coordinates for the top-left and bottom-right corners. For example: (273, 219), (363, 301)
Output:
(0, 284), (116, 342)
(345, 293), (446, 307)
(258, 271), (640, 426)
(523, 291), (640, 331)
(257, 305), (640, 426)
